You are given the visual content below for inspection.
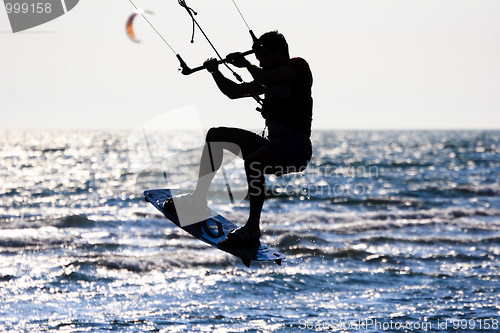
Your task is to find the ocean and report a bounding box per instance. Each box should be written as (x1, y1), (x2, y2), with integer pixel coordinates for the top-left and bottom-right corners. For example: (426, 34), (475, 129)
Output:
(1, 129), (499, 332)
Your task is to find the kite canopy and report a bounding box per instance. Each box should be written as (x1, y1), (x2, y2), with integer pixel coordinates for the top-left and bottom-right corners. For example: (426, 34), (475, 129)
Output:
(126, 12), (139, 42)
(126, 9), (153, 43)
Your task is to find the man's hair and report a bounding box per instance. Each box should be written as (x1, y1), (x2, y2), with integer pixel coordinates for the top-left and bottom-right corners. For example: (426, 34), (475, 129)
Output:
(253, 30), (289, 58)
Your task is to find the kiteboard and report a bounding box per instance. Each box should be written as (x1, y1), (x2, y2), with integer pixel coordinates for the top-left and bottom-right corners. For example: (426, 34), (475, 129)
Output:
(144, 189), (285, 267)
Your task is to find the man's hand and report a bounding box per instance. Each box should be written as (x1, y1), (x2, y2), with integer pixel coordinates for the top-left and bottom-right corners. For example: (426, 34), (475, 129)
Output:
(204, 58), (219, 73)
(226, 52), (251, 68)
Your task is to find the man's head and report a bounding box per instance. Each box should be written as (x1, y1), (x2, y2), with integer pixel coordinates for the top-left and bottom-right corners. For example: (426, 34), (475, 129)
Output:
(253, 31), (290, 69)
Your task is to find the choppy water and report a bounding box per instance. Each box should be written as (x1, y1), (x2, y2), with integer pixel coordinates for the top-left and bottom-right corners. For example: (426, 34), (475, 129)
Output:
(1, 129), (499, 332)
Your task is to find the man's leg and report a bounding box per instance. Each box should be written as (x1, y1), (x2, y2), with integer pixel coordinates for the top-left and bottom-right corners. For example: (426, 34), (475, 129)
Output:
(192, 127), (269, 205)
(243, 134), (312, 238)
(243, 144), (284, 239)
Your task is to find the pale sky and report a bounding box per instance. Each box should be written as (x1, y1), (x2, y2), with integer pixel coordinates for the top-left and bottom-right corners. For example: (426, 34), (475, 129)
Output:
(1, 0), (499, 131)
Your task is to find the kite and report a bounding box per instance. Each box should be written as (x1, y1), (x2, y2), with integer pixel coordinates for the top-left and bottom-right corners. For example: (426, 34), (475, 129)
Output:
(126, 9), (153, 43)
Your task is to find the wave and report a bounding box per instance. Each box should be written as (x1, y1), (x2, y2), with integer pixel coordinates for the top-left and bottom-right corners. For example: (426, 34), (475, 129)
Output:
(83, 252), (236, 272)
(53, 215), (96, 228)
(0, 215), (95, 230)
(256, 207), (500, 237)
(313, 196), (424, 208)
(356, 234), (500, 246)
(0, 232), (69, 249)
(275, 233), (329, 248)
(0, 215), (97, 252)
(0, 274), (15, 281)
(273, 231), (500, 265)
(455, 184), (500, 196)
(358, 207), (500, 223)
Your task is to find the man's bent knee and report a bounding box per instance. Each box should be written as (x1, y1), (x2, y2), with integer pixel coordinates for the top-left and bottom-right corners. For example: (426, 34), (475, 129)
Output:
(206, 127), (228, 143)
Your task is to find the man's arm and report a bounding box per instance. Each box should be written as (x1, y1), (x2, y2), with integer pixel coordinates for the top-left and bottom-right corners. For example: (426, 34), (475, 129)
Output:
(226, 52), (296, 87)
(205, 58), (262, 100)
(210, 70), (247, 100)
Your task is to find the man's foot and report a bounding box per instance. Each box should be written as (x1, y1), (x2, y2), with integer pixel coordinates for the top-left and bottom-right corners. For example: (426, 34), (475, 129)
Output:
(218, 227), (260, 249)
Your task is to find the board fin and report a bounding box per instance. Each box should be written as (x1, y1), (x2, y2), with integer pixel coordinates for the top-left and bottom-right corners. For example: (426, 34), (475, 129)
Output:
(274, 259), (282, 266)
(241, 259), (251, 268)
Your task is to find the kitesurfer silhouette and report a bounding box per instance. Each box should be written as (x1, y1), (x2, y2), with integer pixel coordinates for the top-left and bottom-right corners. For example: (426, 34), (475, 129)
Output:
(164, 31), (313, 249)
